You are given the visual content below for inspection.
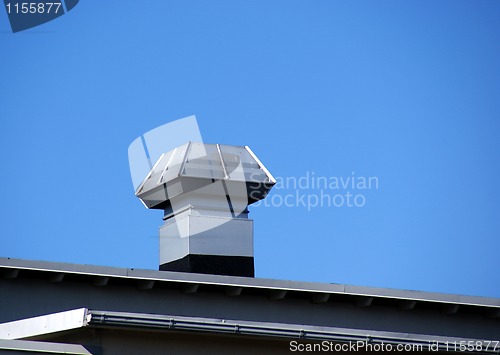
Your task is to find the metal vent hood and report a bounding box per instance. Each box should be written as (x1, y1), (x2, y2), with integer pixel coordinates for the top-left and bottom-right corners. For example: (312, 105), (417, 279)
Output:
(136, 142), (275, 277)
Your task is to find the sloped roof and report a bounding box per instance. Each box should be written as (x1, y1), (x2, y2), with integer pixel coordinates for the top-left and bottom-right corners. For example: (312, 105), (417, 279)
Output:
(1, 257), (499, 312)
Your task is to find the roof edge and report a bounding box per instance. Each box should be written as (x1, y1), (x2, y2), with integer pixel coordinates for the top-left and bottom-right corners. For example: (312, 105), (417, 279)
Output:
(1, 257), (499, 308)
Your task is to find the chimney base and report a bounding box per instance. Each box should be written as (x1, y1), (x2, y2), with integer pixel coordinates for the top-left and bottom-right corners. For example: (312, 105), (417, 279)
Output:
(159, 255), (254, 277)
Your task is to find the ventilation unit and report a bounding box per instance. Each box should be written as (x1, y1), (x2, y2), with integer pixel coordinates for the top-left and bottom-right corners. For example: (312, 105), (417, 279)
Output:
(136, 142), (275, 277)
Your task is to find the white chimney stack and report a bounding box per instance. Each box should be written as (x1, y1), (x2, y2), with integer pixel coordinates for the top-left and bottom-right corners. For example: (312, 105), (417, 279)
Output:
(135, 142), (275, 277)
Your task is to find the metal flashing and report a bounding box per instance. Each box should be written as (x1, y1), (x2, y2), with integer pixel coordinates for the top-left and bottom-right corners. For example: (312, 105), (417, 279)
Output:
(0, 339), (93, 354)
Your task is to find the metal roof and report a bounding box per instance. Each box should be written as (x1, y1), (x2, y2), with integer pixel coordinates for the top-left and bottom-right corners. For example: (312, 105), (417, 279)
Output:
(1, 257), (499, 313)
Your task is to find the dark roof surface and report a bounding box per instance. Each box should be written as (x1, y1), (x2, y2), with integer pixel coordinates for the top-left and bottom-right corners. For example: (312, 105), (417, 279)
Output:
(1, 257), (499, 311)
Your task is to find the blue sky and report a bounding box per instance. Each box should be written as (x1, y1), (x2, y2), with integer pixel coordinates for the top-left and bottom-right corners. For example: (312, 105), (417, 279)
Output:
(1, 1), (499, 298)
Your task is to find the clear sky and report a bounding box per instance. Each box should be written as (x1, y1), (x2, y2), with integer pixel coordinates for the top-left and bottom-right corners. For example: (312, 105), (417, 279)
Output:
(1, 1), (499, 298)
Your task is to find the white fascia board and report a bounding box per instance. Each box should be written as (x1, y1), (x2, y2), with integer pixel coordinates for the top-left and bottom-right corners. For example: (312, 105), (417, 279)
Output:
(0, 339), (93, 354)
(0, 308), (90, 340)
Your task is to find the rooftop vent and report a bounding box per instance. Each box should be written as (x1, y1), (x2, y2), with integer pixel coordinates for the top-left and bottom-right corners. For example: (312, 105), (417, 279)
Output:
(136, 142), (275, 277)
